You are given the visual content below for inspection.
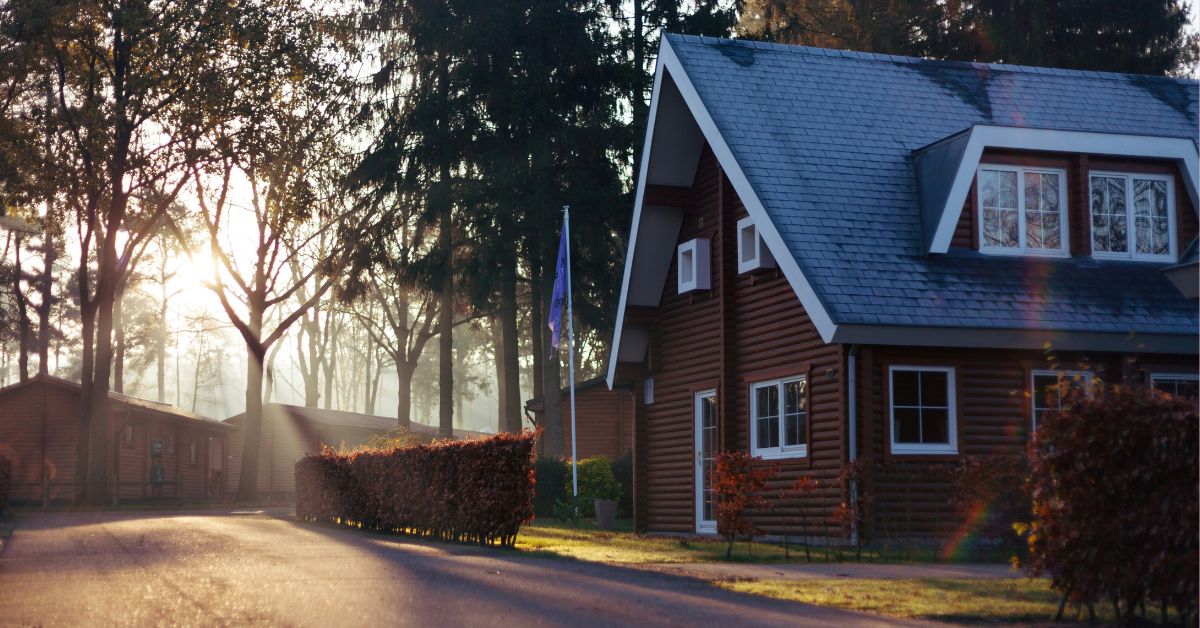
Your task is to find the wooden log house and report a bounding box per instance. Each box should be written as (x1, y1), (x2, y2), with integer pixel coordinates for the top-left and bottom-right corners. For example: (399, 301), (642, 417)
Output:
(604, 34), (1200, 539)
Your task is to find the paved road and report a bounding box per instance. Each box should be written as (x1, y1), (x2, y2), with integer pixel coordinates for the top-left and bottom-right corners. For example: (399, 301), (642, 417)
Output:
(1, 509), (923, 627)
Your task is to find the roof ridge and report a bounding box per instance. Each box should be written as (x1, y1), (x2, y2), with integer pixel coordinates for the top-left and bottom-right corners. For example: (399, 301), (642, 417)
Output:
(664, 33), (1198, 86)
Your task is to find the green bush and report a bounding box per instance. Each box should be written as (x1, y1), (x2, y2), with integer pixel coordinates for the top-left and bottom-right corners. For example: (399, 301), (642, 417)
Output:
(533, 457), (569, 517)
(611, 452), (633, 517)
(564, 455), (621, 517)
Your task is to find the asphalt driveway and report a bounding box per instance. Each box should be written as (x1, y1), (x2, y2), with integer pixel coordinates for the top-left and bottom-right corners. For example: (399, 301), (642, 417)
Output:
(0, 509), (924, 627)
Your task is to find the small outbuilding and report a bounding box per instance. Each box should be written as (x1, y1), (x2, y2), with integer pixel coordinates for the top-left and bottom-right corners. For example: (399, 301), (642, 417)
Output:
(224, 403), (480, 496)
(0, 374), (233, 504)
(525, 378), (635, 461)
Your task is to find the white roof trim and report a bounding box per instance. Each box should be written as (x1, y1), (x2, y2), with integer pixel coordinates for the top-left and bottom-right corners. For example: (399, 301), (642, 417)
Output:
(606, 38), (838, 388)
(926, 125), (1200, 254)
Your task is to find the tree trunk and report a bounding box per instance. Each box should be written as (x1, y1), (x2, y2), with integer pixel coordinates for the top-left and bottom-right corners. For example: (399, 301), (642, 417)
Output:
(37, 226), (54, 376)
(436, 51), (454, 441)
(363, 341), (374, 415)
(540, 321), (564, 457)
(396, 362), (413, 429)
(498, 256), (522, 433)
(12, 237), (31, 382)
(113, 291), (124, 394)
(492, 314), (506, 431)
(529, 258), (544, 401)
(86, 272), (117, 504)
(236, 300), (266, 502)
(156, 286), (167, 402)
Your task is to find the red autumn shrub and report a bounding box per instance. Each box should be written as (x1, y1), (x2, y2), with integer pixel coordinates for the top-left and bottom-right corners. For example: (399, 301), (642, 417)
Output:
(0, 456), (10, 514)
(1026, 386), (1198, 623)
(949, 454), (1029, 547)
(295, 431), (537, 547)
(713, 451), (777, 560)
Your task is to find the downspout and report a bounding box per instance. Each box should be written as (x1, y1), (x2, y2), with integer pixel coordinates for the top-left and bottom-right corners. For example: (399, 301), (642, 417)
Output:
(847, 344), (859, 546)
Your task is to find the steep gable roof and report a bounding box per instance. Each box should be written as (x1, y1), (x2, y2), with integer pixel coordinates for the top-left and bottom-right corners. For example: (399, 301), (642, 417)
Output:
(608, 35), (1199, 386)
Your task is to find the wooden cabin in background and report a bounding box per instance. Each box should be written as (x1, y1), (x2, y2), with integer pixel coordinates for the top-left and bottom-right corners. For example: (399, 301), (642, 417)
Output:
(0, 374), (233, 504)
(605, 34), (1199, 538)
(224, 403), (482, 497)
(525, 378), (634, 461)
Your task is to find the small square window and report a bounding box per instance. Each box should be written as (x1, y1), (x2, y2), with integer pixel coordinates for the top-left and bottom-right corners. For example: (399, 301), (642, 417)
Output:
(736, 217), (775, 273)
(677, 238), (711, 293)
(889, 366), (957, 455)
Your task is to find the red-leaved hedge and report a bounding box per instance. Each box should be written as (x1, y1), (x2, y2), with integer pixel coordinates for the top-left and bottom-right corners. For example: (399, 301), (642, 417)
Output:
(295, 431), (536, 547)
(0, 456), (10, 514)
(1026, 386), (1198, 623)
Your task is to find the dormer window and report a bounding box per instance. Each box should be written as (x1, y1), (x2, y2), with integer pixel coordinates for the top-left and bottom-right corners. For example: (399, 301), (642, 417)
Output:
(736, 217), (775, 273)
(977, 166), (1068, 256)
(677, 238), (710, 293)
(1089, 172), (1175, 262)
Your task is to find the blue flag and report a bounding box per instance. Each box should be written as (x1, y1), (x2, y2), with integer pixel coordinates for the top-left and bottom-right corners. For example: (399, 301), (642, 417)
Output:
(548, 224), (568, 353)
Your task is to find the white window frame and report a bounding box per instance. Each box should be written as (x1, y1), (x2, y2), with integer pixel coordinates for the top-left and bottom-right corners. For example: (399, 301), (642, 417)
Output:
(1030, 369), (1094, 432)
(750, 376), (808, 460)
(976, 165), (1070, 258)
(676, 238), (711, 293)
(736, 216), (775, 274)
(888, 365), (958, 455)
(1150, 372), (1200, 396)
(1088, 171), (1177, 262)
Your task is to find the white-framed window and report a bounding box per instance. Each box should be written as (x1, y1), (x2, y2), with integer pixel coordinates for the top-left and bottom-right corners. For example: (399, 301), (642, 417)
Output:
(1089, 171), (1176, 261)
(1151, 373), (1199, 400)
(977, 165), (1069, 256)
(736, 216), (775, 273)
(189, 438), (198, 466)
(676, 238), (711, 293)
(750, 376), (807, 459)
(889, 366), (957, 455)
(1030, 370), (1094, 431)
(643, 377), (655, 405)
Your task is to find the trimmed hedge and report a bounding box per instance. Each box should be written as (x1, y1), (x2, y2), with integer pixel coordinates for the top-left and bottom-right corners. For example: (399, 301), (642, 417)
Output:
(1026, 386), (1198, 623)
(0, 456), (9, 515)
(295, 431), (536, 547)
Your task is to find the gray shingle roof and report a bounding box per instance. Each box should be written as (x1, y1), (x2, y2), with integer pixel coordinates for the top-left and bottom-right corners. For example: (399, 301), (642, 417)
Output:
(667, 33), (1199, 335)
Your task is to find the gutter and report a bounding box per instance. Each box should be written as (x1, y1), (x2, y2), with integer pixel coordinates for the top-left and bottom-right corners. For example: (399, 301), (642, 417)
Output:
(847, 344), (859, 546)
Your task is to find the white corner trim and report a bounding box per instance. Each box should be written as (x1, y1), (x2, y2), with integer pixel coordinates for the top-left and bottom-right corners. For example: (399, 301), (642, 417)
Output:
(929, 126), (1200, 254)
(655, 39), (838, 343)
(606, 45), (670, 390)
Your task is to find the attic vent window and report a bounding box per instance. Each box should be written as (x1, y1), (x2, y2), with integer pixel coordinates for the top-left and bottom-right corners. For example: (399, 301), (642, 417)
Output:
(677, 238), (711, 293)
(736, 217), (775, 273)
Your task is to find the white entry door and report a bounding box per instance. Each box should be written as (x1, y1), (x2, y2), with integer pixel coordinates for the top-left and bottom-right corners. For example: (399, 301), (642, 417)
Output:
(694, 390), (718, 534)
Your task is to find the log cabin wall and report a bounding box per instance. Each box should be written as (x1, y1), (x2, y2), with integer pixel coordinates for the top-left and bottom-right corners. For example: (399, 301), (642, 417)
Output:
(635, 144), (847, 534)
(856, 346), (1198, 540)
(950, 151), (1198, 252)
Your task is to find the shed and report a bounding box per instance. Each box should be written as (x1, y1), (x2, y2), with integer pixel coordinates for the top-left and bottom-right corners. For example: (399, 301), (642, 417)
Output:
(525, 378), (635, 461)
(0, 374), (233, 504)
(224, 403), (481, 496)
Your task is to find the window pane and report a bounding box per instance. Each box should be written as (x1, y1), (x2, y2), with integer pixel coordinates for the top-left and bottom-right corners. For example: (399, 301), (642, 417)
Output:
(784, 380), (806, 446)
(920, 371), (949, 407)
(1134, 179), (1170, 255)
(1025, 172), (1062, 251)
(755, 385), (779, 450)
(980, 170), (999, 207)
(921, 408), (949, 444)
(996, 171), (1017, 209)
(1092, 176), (1128, 253)
(894, 407), (921, 443)
(1032, 375), (1060, 412)
(892, 370), (919, 406)
(785, 411), (805, 446)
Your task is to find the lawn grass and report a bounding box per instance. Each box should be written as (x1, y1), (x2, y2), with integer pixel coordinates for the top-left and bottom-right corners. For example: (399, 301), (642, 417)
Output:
(716, 578), (1180, 624)
(516, 518), (1014, 565)
(516, 518), (800, 563)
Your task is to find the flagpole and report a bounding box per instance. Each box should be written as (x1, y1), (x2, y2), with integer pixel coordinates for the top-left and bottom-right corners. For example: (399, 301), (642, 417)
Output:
(564, 205), (579, 498)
